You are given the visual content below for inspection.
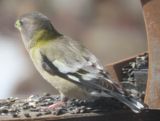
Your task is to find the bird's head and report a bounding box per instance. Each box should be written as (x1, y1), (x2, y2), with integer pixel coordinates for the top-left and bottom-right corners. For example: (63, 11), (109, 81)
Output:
(15, 12), (61, 48)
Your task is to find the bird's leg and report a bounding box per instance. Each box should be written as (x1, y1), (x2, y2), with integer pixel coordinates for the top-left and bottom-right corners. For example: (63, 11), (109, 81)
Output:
(48, 94), (68, 109)
(48, 101), (65, 109)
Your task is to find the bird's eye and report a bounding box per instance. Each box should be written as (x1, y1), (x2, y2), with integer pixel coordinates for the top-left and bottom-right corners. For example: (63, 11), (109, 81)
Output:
(19, 20), (23, 26)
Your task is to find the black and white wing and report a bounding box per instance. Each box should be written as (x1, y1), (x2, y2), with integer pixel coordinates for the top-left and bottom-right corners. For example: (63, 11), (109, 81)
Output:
(40, 36), (145, 113)
(40, 36), (123, 94)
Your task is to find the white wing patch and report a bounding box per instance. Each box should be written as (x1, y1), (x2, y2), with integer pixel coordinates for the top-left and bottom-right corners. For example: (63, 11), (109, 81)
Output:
(90, 91), (111, 97)
(104, 78), (114, 84)
(52, 60), (69, 73)
(67, 74), (80, 82)
(82, 73), (97, 81)
(53, 60), (80, 73)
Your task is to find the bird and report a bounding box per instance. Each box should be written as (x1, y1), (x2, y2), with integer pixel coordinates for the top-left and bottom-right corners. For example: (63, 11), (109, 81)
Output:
(15, 11), (146, 113)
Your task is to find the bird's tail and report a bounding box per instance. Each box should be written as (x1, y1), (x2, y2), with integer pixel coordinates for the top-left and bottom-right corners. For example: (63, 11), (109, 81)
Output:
(102, 78), (147, 113)
(109, 92), (146, 113)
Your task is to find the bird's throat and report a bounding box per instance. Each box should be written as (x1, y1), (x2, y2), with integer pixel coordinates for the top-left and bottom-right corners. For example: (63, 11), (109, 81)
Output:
(29, 30), (56, 48)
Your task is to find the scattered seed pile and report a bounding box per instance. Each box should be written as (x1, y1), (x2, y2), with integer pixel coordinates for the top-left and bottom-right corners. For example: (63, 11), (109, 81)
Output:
(121, 53), (148, 100)
(0, 93), (126, 119)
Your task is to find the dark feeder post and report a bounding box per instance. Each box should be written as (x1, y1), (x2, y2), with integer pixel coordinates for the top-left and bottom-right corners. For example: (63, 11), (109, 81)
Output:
(141, 0), (160, 109)
(107, 0), (160, 110)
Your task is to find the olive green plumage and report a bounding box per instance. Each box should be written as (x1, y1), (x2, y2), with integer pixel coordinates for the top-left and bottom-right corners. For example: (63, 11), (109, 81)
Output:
(15, 11), (145, 113)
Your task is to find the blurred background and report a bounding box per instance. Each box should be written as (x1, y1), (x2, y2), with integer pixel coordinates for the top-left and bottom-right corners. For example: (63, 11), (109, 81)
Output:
(0, 0), (147, 99)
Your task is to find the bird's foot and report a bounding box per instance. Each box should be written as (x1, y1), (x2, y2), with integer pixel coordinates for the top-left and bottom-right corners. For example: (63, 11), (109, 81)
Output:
(48, 101), (65, 109)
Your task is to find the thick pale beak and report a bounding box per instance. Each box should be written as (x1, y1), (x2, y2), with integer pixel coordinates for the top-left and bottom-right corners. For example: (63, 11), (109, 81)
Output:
(15, 20), (22, 30)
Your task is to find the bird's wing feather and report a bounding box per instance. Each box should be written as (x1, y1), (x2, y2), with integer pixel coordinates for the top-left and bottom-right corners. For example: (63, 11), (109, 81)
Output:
(41, 36), (123, 94)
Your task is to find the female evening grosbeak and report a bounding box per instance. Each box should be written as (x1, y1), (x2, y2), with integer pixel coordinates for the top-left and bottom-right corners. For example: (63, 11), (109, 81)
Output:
(15, 12), (145, 113)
